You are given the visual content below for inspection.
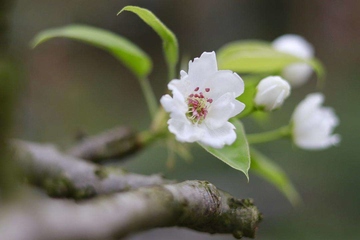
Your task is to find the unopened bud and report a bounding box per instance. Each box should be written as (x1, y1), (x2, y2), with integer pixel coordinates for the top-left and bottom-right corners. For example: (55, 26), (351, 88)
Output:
(254, 76), (291, 111)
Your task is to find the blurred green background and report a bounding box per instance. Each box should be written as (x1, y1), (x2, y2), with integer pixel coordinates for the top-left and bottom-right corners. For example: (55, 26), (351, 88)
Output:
(3, 0), (360, 239)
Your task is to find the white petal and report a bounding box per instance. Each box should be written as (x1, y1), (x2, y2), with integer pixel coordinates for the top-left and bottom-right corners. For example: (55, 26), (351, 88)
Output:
(198, 122), (236, 148)
(160, 88), (187, 113)
(160, 94), (174, 112)
(187, 51), (218, 84)
(168, 78), (190, 96)
(206, 70), (244, 100)
(205, 93), (235, 129)
(294, 133), (340, 150)
(272, 34), (314, 59)
(230, 100), (245, 118)
(292, 93), (324, 123)
(180, 70), (187, 79)
(168, 112), (202, 143)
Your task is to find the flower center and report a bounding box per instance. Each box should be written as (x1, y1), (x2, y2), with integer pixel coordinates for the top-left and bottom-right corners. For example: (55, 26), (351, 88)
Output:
(186, 87), (213, 124)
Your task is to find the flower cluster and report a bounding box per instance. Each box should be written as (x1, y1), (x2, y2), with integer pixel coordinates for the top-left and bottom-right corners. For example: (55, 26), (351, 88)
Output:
(160, 52), (245, 148)
(161, 47), (340, 151)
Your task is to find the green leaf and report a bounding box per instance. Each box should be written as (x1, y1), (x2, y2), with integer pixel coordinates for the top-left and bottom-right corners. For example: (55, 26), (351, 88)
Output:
(250, 148), (301, 206)
(31, 24), (152, 78)
(217, 41), (302, 73)
(119, 6), (179, 77)
(199, 119), (250, 180)
(217, 40), (271, 60)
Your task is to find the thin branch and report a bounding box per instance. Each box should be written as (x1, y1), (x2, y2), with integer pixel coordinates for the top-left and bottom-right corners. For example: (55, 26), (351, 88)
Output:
(13, 140), (171, 199)
(0, 181), (261, 240)
(66, 126), (140, 162)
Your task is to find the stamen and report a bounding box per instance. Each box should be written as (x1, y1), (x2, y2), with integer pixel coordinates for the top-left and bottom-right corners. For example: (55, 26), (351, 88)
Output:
(186, 87), (213, 124)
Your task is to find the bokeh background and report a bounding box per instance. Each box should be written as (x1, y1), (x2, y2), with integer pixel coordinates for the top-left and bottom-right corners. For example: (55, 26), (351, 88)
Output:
(3, 0), (360, 239)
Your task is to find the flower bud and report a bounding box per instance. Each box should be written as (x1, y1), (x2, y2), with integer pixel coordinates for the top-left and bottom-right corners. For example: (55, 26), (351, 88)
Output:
(272, 34), (314, 87)
(254, 76), (291, 111)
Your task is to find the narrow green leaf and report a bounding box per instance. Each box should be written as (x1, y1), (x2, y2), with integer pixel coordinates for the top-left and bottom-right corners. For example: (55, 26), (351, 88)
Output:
(200, 119), (250, 180)
(119, 6), (179, 78)
(250, 148), (301, 206)
(31, 24), (152, 78)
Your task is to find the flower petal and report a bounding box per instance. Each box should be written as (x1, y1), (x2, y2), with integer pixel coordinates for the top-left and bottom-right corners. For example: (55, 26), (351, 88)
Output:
(160, 88), (187, 113)
(160, 94), (174, 112)
(168, 77), (189, 96)
(205, 93), (235, 129)
(294, 133), (341, 150)
(187, 51), (218, 84)
(168, 112), (202, 143)
(206, 70), (244, 101)
(292, 93), (324, 123)
(230, 100), (245, 118)
(198, 122), (236, 148)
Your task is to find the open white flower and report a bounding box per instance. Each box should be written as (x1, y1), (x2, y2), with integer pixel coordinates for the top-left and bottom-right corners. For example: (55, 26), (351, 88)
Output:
(254, 76), (291, 111)
(292, 93), (340, 150)
(272, 34), (314, 87)
(160, 51), (245, 148)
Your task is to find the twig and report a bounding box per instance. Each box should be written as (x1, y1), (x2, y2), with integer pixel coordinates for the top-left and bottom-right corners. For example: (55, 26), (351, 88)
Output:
(66, 126), (140, 162)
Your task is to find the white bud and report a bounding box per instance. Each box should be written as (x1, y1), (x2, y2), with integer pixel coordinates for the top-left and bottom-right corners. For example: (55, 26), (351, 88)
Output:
(254, 76), (291, 111)
(272, 34), (314, 87)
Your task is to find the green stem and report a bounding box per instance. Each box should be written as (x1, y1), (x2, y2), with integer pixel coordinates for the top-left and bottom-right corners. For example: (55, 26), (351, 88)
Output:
(238, 106), (257, 119)
(247, 125), (291, 144)
(138, 77), (158, 119)
(167, 62), (176, 82)
(137, 128), (169, 147)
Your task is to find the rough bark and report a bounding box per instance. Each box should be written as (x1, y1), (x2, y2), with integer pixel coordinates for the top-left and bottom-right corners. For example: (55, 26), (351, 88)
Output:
(0, 181), (261, 240)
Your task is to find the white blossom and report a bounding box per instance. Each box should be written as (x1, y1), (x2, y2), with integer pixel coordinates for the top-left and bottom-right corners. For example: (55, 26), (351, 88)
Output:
(272, 34), (314, 87)
(254, 76), (291, 111)
(160, 51), (245, 148)
(292, 93), (340, 150)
